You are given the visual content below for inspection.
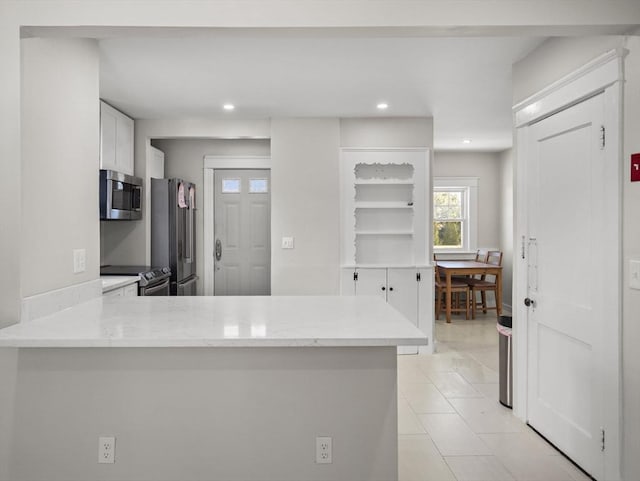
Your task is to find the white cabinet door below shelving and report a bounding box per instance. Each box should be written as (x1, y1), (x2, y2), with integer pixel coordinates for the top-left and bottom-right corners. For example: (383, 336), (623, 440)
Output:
(387, 269), (419, 355)
(341, 267), (427, 355)
(354, 268), (387, 300)
(387, 269), (418, 325)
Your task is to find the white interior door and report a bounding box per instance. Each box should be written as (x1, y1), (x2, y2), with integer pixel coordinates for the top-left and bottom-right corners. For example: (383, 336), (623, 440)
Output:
(526, 93), (605, 479)
(214, 169), (270, 296)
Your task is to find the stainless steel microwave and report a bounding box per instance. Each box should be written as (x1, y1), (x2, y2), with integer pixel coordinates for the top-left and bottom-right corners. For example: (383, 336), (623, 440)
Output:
(99, 170), (142, 220)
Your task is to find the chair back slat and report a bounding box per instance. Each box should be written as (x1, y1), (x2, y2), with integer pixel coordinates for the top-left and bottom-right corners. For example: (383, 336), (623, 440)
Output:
(487, 250), (503, 266)
(475, 249), (489, 263)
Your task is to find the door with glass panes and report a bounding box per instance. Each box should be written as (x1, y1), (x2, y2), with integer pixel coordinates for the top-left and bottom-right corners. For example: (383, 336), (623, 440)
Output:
(214, 169), (271, 296)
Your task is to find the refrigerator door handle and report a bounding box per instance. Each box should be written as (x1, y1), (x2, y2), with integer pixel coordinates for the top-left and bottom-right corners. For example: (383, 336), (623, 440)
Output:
(215, 239), (222, 261)
(185, 205), (193, 264)
(179, 275), (199, 288)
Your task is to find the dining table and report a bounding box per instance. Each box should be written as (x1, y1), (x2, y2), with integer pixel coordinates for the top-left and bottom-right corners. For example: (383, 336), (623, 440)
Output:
(436, 260), (503, 323)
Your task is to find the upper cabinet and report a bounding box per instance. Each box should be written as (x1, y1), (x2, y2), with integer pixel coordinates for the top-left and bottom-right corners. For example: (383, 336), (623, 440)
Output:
(340, 148), (431, 267)
(100, 101), (134, 176)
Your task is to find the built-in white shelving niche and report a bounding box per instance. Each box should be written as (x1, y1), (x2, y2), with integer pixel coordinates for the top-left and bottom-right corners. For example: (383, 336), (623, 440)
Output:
(340, 148), (430, 267)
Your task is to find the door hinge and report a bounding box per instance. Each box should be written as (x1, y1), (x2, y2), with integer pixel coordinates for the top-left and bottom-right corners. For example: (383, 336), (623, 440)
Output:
(416, 272), (421, 282)
(600, 126), (606, 150)
(601, 428), (605, 452)
(353, 271), (358, 282)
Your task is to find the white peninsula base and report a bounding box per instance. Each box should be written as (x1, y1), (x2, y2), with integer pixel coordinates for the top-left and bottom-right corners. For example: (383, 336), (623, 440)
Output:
(10, 346), (398, 481)
(0, 296), (426, 481)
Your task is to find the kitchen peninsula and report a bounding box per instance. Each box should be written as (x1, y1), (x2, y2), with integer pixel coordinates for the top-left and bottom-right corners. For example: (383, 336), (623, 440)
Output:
(0, 295), (426, 481)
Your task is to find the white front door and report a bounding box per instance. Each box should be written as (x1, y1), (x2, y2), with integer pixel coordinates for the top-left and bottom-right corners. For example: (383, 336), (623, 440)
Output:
(214, 169), (271, 296)
(525, 93), (605, 479)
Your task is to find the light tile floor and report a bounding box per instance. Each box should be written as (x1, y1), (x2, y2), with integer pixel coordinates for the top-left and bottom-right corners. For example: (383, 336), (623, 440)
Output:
(398, 314), (592, 481)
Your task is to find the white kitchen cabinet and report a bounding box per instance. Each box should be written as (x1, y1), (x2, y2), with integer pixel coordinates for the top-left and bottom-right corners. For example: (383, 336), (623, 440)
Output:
(100, 100), (134, 175)
(102, 279), (139, 298)
(123, 283), (139, 297)
(103, 287), (124, 298)
(341, 267), (433, 354)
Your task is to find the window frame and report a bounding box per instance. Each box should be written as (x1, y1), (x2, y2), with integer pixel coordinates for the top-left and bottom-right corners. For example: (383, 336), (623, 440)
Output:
(433, 177), (478, 253)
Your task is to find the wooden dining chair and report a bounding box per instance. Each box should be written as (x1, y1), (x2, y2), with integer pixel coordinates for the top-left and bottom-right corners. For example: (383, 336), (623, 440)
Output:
(467, 250), (502, 318)
(434, 265), (471, 320)
(454, 248), (489, 282)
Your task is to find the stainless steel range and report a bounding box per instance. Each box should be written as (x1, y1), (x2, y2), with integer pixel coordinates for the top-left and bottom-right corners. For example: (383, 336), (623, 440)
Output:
(100, 265), (171, 296)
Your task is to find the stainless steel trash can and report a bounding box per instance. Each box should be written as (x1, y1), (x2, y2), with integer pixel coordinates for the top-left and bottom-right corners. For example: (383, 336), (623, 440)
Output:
(497, 315), (513, 408)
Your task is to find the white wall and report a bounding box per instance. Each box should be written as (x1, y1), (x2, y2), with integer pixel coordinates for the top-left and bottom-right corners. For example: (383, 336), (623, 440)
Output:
(433, 151), (502, 250)
(20, 38), (100, 297)
(498, 149), (514, 310)
(151, 138), (271, 295)
(513, 34), (640, 481)
(512, 36), (625, 104)
(8, 347), (398, 481)
(271, 119), (341, 295)
(340, 117), (433, 149)
(5, 37), (100, 481)
(0, 8), (21, 328)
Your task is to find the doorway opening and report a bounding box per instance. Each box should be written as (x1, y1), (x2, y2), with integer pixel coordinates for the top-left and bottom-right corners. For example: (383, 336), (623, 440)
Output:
(203, 156), (272, 296)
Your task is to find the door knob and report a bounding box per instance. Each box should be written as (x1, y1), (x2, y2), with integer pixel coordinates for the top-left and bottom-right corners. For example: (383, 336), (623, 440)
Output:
(381, 286), (386, 291)
(524, 297), (536, 307)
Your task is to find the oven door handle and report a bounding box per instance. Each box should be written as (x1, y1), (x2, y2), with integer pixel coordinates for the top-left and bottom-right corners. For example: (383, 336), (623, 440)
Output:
(142, 278), (170, 296)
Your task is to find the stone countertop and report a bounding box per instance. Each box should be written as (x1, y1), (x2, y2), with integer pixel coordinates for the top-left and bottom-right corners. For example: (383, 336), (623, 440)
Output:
(101, 276), (140, 293)
(0, 295), (428, 348)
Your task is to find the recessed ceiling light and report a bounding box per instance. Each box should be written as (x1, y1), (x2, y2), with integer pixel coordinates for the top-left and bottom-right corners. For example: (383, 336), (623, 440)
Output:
(377, 103), (389, 110)
(462, 139), (472, 144)
(223, 104), (235, 111)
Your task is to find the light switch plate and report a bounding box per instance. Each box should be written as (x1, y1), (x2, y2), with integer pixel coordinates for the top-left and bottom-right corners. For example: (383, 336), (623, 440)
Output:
(630, 260), (640, 290)
(281, 237), (294, 249)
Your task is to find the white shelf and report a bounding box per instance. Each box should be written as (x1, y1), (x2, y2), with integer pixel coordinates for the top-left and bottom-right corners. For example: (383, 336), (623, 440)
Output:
(341, 149), (429, 267)
(355, 230), (414, 236)
(355, 202), (414, 209)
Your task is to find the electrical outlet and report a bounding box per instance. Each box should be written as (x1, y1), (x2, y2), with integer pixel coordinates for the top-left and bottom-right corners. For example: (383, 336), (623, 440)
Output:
(98, 436), (115, 464)
(315, 436), (332, 464)
(73, 249), (86, 274)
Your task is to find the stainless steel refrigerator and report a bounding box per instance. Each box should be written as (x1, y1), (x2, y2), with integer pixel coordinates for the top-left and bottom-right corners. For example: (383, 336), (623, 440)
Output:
(151, 178), (198, 295)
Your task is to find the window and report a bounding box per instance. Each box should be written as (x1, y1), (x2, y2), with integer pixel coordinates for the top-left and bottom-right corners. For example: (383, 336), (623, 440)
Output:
(249, 178), (269, 193)
(433, 177), (478, 252)
(434, 189), (465, 248)
(221, 178), (241, 193)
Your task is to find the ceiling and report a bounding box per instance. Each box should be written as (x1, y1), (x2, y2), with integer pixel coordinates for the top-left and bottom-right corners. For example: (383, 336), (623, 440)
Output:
(99, 35), (546, 151)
